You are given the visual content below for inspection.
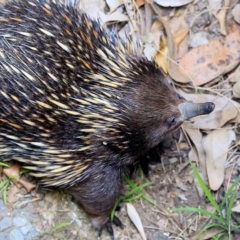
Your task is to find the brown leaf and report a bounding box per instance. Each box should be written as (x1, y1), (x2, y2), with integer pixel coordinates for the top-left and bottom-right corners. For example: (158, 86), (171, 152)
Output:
(232, 4), (240, 24)
(19, 176), (36, 193)
(179, 30), (240, 85)
(158, 16), (190, 83)
(7, 184), (21, 204)
(3, 164), (36, 192)
(106, 0), (123, 13)
(3, 164), (21, 186)
(193, 97), (238, 129)
(174, 28), (189, 47)
(208, 0), (222, 16)
(190, 226), (224, 240)
(179, 92), (239, 129)
(135, 0), (145, 8)
(183, 124), (207, 173)
(215, 0), (230, 35)
(155, 35), (169, 73)
(232, 67), (240, 97)
(203, 129), (235, 191)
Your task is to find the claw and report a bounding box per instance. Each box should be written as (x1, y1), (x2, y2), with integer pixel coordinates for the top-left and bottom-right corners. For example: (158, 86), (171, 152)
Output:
(112, 215), (123, 229)
(105, 221), (114, 239)
(97, 215), (124, 239)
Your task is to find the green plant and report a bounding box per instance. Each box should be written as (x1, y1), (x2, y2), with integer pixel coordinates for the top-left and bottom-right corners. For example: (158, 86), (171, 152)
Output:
(38, 222), (71, 240)
(111, 172), (156, 220)
(171, 161), (240, 240)
(0, 162), (18, 204)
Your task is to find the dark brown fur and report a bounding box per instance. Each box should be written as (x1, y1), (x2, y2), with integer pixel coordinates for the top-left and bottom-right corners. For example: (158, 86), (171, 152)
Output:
(0, 0), (214, 232)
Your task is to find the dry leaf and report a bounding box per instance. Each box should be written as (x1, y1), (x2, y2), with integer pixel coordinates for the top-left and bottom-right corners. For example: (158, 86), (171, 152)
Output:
(174, 28), (189, 47)
(189, 31), (209, 48)
(204, 129), (235, 191)
(144, 44), (158, 61)
(158, 17), (190, 83)
(126, 203), (147, 240)
(208, 0), (222, 16)
(170, 17), (189, 58)
(193, 97), (238, 129)
(190, 226), (224, 240)
(179, 92), (239, 129)
(154, 0), (193, 7)
(230, 65), (240, 82)
(232, 4), (240, 24)
(101, 11), (129, 23)
(155, 35), (169, 73)
(135, 0), (145, 8)
(179, 30), (240, 85)
(180, 93), (239, 129)
(233, 81), (240, 98)
(183, 124), (208, 177)
(7, 184), (21, 204)
(151, 19), (164, 53)
(215, 0), (230, 35)
(105, 0), (123, 13)
(232, 204), (240, 213)
(233, 67), (240, 97)
(183, 124), (205, 163)
(3, 164), (35, 192)
(19, 176), (36, 192)
(79, 0), (105, 19)
(3, 164), (21, 186)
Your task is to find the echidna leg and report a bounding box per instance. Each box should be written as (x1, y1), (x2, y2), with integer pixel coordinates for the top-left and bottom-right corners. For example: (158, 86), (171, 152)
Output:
(66, 164), (123, 236)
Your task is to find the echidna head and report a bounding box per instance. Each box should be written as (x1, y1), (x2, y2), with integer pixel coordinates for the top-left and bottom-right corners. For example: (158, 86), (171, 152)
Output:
(122, 63), (215, 151)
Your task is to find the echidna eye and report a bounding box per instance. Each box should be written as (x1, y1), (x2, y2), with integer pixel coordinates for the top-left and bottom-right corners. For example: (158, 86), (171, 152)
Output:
(168, 116), (176, 126)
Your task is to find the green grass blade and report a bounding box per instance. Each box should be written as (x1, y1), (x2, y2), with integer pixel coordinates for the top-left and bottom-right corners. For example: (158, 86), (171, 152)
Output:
(198, 223), (226, 235)
(220, 175), (240, 210)
(226, 189), (236, 231)
(138, 167), (144, 179)
(126, 193), (143, 202)
(0, 162), (9, 167)
(20, 169), (31, 175)
(213, 232), (227, 240)
(124, 179), (154, 198)
(3, 182), (9, 204)
(171, 207), (226, 225)
(110, 195), (124, 220)
(0, 179), (9, 189)
(190, 162), (221, 216)
(232, 225), (240, 231)
(49, 222), (71, 234)
(142, 193), (157, 206)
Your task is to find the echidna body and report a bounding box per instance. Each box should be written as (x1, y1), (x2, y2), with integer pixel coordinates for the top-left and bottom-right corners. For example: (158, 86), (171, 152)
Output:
(0, 0), (214, 232)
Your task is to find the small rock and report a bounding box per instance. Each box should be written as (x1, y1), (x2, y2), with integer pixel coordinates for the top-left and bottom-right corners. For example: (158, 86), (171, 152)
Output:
(149, 231), (169, 240)
(9, 229), (24, 240)
(0, 233), (9, 240)
(189, 31), (209, 48)
(20, 223), (33, 235)
(0, 199), (5, 209)
(13, 216), (28, 227)
(0, 217), (12, 231)
(197, 0), (207, 11)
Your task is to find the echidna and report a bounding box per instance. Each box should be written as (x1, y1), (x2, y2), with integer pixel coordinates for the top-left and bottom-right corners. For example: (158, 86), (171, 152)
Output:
(0, 0), (214, 237)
